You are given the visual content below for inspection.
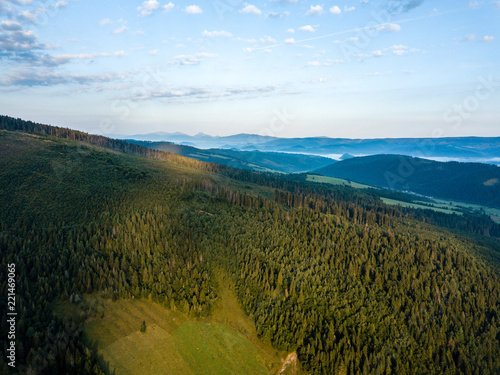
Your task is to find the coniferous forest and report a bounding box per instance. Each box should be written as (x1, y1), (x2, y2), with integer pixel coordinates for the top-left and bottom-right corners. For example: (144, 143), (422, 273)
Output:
(0, 116), (499, 374)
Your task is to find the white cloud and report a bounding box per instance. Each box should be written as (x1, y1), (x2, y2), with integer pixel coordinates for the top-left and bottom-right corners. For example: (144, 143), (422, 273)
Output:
(137, 1), (173, 16)
(185, 5), (202, 14)
(3, 70), (122, 87)
(467, 1), (479, 8)
(298, 25), (315, 32)
(287, 28), (295, 33)
(196, 52), (217, 58)
(132, 85), (282, 102)
(163, 2), (174, 12)
(0, 25), (57, 63)
(137, 0), (160, 16)
(149, 49), (158, 55)
(388, 23), (401, 31)
(464, 34), (476, 41)
(132, 87), (212, 101)
(8, 0), (33, 5)
(270, 0), (297, 3)
(311, 77), (329, 83)
(18, 9), (44, 23)
(372, 50), (383, 57)
(260, 36), (276, 43)
(266, 11), (289, 18)
(482, 35), (495, 41)
(40, 51), (125, 65)
(306, 61), (321, 66)
(306, 5), (323, 16)
(284, 38), (295, 44)
(99, 18), (112, 26)
(379, 23), (401, 32)
(344, 6), (355, 12)
(324, 59), (344, 65)
(329, 6), (341, 15)
(202, 30), (232, 37)
(113, 25), (128, 34)
(386, 45), (416, 56)
(240, 4), (262, 15)
(236, 37), (257, 43)
(56, 1), (68, 8)
(170, 52), (216, 65)
(225, 86), (278, 95)
(1, 20), (22, 31)
(137, 0), (174, 17)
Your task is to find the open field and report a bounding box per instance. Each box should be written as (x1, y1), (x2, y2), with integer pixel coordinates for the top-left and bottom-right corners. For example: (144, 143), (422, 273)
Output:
(307, 173), (499, 219)
(430, 198), (500, 223)
(56, 272), (305, 375)
(308, 174), (464, 216)
(381, 198), (462, 215)
(307, 174), (374, 189)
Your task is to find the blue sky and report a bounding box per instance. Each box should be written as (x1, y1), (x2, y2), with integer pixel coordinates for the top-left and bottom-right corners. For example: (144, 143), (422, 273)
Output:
(0, 0), (499, 138)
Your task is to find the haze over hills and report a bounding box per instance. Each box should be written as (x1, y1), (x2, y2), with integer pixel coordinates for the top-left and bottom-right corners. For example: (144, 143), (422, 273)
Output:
(115, 132), (500, 165)
(113, 132), (279, 150)
(126, 140), (335, 174)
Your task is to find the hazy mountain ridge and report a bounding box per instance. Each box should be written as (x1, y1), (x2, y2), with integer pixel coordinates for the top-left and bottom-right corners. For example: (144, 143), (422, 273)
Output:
(114, 132), (500, 164)
(126, 140), (335, 173)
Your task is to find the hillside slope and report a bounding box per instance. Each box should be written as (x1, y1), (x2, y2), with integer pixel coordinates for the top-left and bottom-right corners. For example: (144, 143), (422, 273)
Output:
(315, 154), (500, 208)
(1, 117), (500, 374)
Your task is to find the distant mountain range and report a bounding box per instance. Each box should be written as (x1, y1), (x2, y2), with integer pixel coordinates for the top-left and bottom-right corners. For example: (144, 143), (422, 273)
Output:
(115, 132), (500, 164)
(314, 154), (500, 208)
(126, 140), (335, 173)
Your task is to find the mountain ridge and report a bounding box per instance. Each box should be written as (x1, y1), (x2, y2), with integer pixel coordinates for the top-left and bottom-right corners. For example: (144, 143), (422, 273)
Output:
(112, 132), (500, 163)
(315, 154), (500, 208)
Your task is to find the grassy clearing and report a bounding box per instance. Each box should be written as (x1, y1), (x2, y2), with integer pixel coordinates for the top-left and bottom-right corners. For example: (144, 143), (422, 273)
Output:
(381, 198), (462, 215)
(56, 271), (305, 375)
(306, 174), (374, 189)
(209, 271), (301, 375)
(74, 297), (270, 375)
(430, 198), (500, 222)
(307, 171), (500, 222)
(171, 322), (268, 375)
(100, 323), (192, 375)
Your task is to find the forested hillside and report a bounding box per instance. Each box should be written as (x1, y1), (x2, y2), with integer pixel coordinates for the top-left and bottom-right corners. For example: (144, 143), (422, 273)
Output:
(315, 154), (500, 208)
(1, 116), (500, 374)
